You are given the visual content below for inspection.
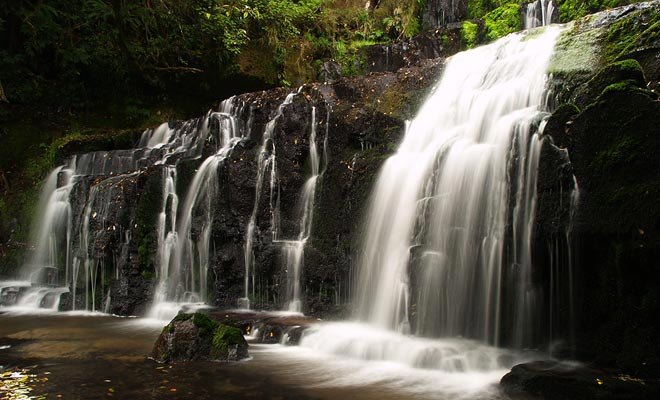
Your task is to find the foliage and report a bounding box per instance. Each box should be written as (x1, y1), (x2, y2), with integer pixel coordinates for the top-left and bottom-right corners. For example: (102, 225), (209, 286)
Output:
(461, 21), (479, 49)
(484, 4), (522, 42)
(0, 0), (428, 105)
(468, 0), (496, 19)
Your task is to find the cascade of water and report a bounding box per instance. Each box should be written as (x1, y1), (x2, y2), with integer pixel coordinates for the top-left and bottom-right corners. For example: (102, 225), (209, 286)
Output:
(526, 0), (555, 29)
(281, 105), (328, 312)
(354, 26), (562, 346)
(9, 95), (249, 313)
(298, 28), (570, 387)
(242, 91), (299, 309)
(148, 98), (245, 320)
(147, 166), (180, 319)
(26, 166), (73, 285)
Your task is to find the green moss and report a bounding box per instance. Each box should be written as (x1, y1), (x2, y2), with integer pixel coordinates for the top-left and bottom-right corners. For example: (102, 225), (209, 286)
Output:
(548, 22), (604, 75)
(461, 21), (479, 49)
(484, 4), (522, 42)
(192, 312), (218, 334)
(554, 102), (581, 117)
(600, 80), (656, 99)
(605, 6), (660, 62)
(590, 135), (640, 172)
(586, 59), (646, 96)
(210, 324), (247, 359)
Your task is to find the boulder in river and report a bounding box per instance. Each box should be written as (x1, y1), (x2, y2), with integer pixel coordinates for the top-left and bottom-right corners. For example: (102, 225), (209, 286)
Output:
(152, 312), (248, 363)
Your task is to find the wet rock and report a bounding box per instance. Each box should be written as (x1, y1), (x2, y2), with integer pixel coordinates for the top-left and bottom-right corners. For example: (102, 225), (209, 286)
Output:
(152, 312), (248, 363)
(500, 361), (660, 400)
(208, 309), (317, 345)
(317, 60), (341, 83)
(540, 61), (660, 375)
(422, 0), (467, 28)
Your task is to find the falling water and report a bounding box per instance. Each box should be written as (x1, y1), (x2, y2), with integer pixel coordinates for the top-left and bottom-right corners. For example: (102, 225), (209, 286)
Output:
(280, 106), (326, 312)
(299, 26), (565, 387)
(242, 91), (298, 309)
(526, 0), (555, 29)
(148, 98), (245, 320)
(3, 95), (253, 314)
(354, 25), (562, 345)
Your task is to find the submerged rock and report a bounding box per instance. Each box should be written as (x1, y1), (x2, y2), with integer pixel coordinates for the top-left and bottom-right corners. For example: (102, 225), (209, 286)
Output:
(151, 312), (248, 363)
(500, 361), (660, 399)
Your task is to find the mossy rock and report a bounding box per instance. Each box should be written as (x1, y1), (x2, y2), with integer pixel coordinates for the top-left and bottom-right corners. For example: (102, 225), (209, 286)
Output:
(605, 3), (660, 62)
(152, 312), (248, 363)
(569, 80), (660, 235)
(210, 324), (248, 360)
(53, 129), (142, 164)
(572, 59), (648, 106)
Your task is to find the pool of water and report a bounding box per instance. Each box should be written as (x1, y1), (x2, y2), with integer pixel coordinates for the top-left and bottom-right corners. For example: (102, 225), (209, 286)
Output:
(0, 313), (519, 399)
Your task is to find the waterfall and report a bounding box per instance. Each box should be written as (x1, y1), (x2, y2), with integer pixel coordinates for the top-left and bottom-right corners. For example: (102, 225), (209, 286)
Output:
(300, 26), (567, 379)
(526, 0), (556, 29)
(241, 92), (298, 309)
(354, 25), (562, 346)
(148, 98), (245, 320)
(281, 105), (327, 312)
(241, 89), (328, 312)
(2, 95), (253, 314)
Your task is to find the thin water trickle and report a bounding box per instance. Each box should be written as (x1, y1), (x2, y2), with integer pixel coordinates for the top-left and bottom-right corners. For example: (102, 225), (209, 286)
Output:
(149, 98), (245, 320)
(242, 92), (299, 309)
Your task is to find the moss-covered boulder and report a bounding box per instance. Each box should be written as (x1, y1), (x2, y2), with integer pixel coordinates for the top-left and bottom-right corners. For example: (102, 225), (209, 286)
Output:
(572, 58), (648, 108)
(152, 312), (248, 363)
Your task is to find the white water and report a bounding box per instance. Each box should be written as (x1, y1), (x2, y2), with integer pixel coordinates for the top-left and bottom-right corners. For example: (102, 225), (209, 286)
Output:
(258, 328), (531, 399)
(526, 0), (555, 29)
(280, 105), (328, 312)
(10, 97), (250, 314)
(355, 26), (562, 345)
(148, 99), (244, 320)
(292, 26), (565, 393)
(241, 92), (298, 309)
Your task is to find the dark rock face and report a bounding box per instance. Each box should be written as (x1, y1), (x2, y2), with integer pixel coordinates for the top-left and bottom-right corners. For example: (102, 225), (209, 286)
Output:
(500, 361), (660, 400)
(422, 0), (468, 28)
(152, 313), (248, 362)
(532, 2), (660, 377)
(359, 29), (458, 74)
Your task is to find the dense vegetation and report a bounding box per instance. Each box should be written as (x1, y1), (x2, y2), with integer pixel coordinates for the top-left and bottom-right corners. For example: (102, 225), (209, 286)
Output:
(0, 0), (427, 109)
